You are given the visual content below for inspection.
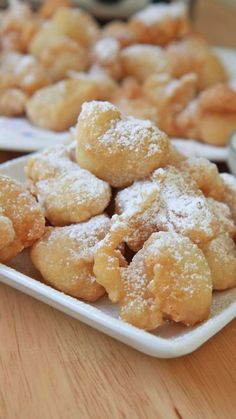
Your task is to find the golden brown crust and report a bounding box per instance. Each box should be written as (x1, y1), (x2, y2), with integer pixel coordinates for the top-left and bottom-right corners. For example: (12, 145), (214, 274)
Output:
(198, 83), (236, 113)
(129, 3), (190, 46)
(75, 101), (170, 188)
(0, 175), (45, 262)
(31, 215), (110, 301)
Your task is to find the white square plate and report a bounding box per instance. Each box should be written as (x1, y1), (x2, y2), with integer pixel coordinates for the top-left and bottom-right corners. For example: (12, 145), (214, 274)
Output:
(0, 156), (235, 358)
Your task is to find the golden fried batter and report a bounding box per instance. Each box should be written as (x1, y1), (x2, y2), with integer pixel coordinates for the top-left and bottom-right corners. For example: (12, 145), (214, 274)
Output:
(206, 197), (235, 238)
(0, 215), (15, 250)
(176, 84), (236, 146)
(92, 37), (122, 81)
(178, 157), (225, 201)
(166, 36), (227, 90)
(202, 233), (236, 290)
(111, 78), (157, 123)
(129, 3), (190, 46)
(143, 73), (197, 135)
(102, 20), (137, 47)
(116, 166), (218, 251)
(30, 6), (99, 57)
(39, 36), (89, 82)
(120, 44), (171, 82)
(221, 173), (236, 224)
(75, 101), (170, 187)
(26, 144), (111, 226)
(0, 88), (27, 117)
(94, 227), (212, 330)
(0, 1), (39, 53)
(31, 215), (110, 301)
(0, 175), (45, 262)
(26, 78), (99, 131)
(0, 52), (51, 96)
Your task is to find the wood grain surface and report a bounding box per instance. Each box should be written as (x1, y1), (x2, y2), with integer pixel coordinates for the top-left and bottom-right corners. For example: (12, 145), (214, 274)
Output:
(0, 1), (236, 418)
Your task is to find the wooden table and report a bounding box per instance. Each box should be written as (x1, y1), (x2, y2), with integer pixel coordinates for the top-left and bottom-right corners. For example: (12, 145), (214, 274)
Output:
(1, 1), (236, 417)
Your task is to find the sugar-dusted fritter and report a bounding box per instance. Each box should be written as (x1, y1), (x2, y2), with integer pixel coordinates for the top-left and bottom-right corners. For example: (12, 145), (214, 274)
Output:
(30, 6), (99, 57)
(26, 78), (99, 131)
(143, 72), (197, 135)
(75, 101), (170, 188)
(0, 52), (51, 96)
(111, 77), (157, 123)
(39, 36), (89, 82)
(92, 37), (122, 81)
(129, 2), (190, 46)
(202, 233), (236, 290)
(0, 1), (39, 53)
(0, 175), (45, 262)
(0, 88), (27, 117)
(176, 84), (236, 146)
(120, 44), (171, 82)
(25, 144), (74, 182)
(178, 157), (225, 201)
(166, 36), (227, 90)
(94, 225), (212, 330)
(70, 68), (118, 101)
(206, 197), (235, 239)
(221, 173), (236, 224)
(102, 20), (137, 47)
(116, 166), (218, 251)
(0, 214), (15, 251)
(31, 215), (110, 301)
(26, 143), (111, 226)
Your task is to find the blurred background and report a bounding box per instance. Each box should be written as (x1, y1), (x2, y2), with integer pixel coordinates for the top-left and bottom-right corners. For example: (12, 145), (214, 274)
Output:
(0, 0), (236, 47)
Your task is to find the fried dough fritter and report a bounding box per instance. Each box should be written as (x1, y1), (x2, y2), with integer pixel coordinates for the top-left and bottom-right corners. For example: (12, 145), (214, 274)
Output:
(178, 157), (225, 201)
(221, 173), (236, 224)
(94, 226), (212, 330)
(0, 88), (27, 117)
(0, 175), (45, 262)
(120, 44), (171, 83)
(116, 166), (218, 251)
(39, 36), (89, 82)
(26, 144), (111, 226)
(26, 78), (99, 131)
(75, 100), (170, 188)
(202, 233), (236, 290)
(129, 2), (190, 46)
(176, 84), (236, 146)
(166, 36), (227, 90)
(31, 214), (110, 301)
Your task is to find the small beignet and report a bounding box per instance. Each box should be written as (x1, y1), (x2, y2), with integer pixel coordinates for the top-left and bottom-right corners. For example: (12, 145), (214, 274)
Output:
(0, 175), (45, 262)
(120, 232), (212, 329)
(26, 144), (111, 226)
(166, 36), (227, 90)
(75, 100), (170, 188)
(178, 157), (225, 201)
(221, 173), (236, 224)
(120, 44), (171, 82)
(129, 3), (190, 46)
(26, 78), (99, 131)
(31, 215), (110, 301)
(202, 233), (236, 290)
(0, 88), (27, 117)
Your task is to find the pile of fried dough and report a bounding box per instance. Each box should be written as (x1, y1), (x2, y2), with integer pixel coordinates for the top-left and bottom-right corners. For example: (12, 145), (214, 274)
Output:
(1, 0), (236, 146)
(1, 100), (236, 330)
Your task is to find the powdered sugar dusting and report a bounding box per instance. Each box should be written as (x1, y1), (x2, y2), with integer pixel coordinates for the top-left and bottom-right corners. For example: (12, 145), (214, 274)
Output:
(132, 3), (187, 26)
